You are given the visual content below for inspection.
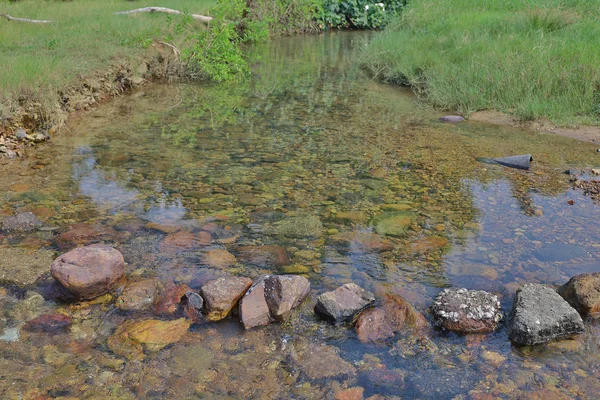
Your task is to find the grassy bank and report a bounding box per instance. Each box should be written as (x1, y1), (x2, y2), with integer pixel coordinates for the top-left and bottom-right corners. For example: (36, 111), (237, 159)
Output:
(359, 0), (600, 126)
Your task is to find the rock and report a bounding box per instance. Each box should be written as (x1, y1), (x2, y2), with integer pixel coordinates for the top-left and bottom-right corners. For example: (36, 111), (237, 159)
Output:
(202, 249), (237, 269)
(200, 276), (253, 321)
(51, 244), (125, 300)
(355, 294), (428, 342)
(508, 284), (585, 345)
(335, 387), (364, 400)
(439, 115), (465, 123)
(291, 342), (356, 380)
(236, 245), (291, 268)
(116, 279), (161, 311)
(159, 230), (211, 253)
(153, 283), (191, 316)
(430, 288), (502, 333)
(557, 273), (600, 316)
(55, 223), (117, 249)
(1, 212), (42, 232)
(410, 236), (449, 252)
(329, 231), (394, 254)
(371, 212), (415, 237)
(108, 318), (190, 360)
(264, 275), (311, 321)
(271, 215), (323, 238)
(182, 291), (204, 323)
(239, 276), (273, 329)
(0, 247), (56, 286)
(23, 313), (73, 333)
(15, 128), (27, 139)
(315, 283), (375, 323)
(331, 211), (368, 226)
(534, 243), (587, 262)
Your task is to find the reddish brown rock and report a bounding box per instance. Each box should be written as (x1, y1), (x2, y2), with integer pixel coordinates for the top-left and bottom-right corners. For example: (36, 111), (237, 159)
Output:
(51, 244), (125, 300)
(200, 276), (253, 321)
(236, 245), (291, 268)
(431, 288), (502, 334)
(55, 223), (117, 249)
(335, 387), (365, 400)
(239, 276), (273, 329)
(329, 232), (394, 253)
(202, 249), (237, 269)
(558, 272), (600, 316)
(410, 236), (449, 253)
(264, 275), (310, 321)
(23, 313), (73, 333)
(154, 282), (191, 316)
(355, 308), (394, 342)
(116, 279), (161, 311)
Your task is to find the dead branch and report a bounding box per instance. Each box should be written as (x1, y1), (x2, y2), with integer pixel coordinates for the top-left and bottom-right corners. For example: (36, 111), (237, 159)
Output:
(115, 7), (212, 24)
(0, 13), (53, 24)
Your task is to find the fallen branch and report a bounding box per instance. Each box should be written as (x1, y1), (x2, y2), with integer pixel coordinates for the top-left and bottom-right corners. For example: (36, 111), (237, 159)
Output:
(115, 7), (212, 24)
(0, 13), (53, 24)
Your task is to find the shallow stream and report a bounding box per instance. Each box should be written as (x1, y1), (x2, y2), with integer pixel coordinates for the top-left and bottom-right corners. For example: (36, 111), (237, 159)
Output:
(1, 32), (600, 399)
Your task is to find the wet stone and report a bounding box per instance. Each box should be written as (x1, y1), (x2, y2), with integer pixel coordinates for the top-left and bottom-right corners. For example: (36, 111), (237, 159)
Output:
(51, 244), (125, 300)
(239, 276), (273, 329)
(200, 276), (253, 321)
(264, 275), (311, 321)
(116, 279), (161, 311)
(23, 313), (73, 333)
(315, 283), (375, 323)
(430, 288), (502, 334)
(1, 212), (42, 232)
(153, 283), (191, 316)
(182, 291), (204, 323)
(0, 247), (56, 286)
(236, 245), (291, 268)
(334, 387), (365, 400)
(202, 249), (237, 269)
(270, 215), (324, 238)
(328, 231), (394, 254)
(557, 272), (600, 316)
(371, 212), (415, 237)
(508, 283), (584, 345)
(54, 223), (117, 249)
(291, 342), (356, 380)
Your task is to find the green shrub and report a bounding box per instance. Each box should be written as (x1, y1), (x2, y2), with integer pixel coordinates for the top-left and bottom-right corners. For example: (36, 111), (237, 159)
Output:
(321, 0), (406, 29)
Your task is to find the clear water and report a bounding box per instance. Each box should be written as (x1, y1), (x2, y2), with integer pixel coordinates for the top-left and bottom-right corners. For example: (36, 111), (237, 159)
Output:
(1, 32), (600, 399)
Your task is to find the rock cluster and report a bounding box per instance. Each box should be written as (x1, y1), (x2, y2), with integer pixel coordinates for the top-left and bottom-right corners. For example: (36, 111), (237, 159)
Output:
(430, 288), (502, 333)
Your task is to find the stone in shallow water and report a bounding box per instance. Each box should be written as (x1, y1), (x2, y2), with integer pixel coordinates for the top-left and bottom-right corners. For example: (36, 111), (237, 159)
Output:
(116, 279), (161, 311)
(430, 288), (502, 333)
(51, 244), (125, 300)
(23, 313), (73, 333)
(200, 276), (253, 321)
(370, 212), (415, 237)
(315, 283), (375, 323)
(182, 291), (204, 323)
(0, 247), (56, 286)
(508, 283), (584, 345)
(153, 282), (191, 316)
(1, 212), (42, 232)
(557, 272), (600, 316)
(290, 342), (356, 380)
(239, 276), (272, 329)
(270, 215), (323, 238)
(328, 231), (394, 254)
(264, 275), (310, 321)
(202, 249), (237, 269)
(236, 245), (291, 268)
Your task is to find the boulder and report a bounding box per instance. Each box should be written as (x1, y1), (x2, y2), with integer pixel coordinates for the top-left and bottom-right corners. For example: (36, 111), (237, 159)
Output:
(1, 212), (42, 232)
(116, 279), (161, 311)
(51, 244), (125, 300)
(557, 273), (600, 316)
(315, 283), (375, 323)
(236, 245), (291, 268)
(508, 284), (585, 345)
(264, 275), (311, 321)
(239, 276), (273, 329)
(430, 288), (502, 333)
(200, 276), (253, 321)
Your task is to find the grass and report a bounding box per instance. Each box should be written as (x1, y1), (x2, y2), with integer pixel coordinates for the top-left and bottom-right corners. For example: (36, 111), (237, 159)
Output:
(0, 0), (214, 112)
(358, 0), (600, 126)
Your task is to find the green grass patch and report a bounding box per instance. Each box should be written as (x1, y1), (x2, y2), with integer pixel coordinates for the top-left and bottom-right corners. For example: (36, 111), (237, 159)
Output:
(358, 0), (600, 126)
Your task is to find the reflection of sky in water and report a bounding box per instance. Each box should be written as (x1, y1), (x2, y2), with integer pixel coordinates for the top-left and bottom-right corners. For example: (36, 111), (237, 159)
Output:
(72, 146), (186, 222)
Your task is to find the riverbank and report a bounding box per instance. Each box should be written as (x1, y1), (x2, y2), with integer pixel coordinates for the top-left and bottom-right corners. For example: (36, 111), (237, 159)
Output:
(359, 0), (600, 128)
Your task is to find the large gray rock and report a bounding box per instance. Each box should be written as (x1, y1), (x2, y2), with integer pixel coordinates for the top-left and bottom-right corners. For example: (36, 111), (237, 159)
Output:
(430, 288), (502, 333)
(1, 212), (42, 232)
(314, 283), (375, 323)
(508, 284), (585, 345)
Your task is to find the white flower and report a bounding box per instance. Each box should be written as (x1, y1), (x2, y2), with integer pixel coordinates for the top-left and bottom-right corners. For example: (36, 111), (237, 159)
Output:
(365, 4), (369, 10)
(376, 2), (385, 8)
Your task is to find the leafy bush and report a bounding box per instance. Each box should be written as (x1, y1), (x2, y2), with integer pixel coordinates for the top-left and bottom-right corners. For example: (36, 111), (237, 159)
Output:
(321, 0), (407, 29)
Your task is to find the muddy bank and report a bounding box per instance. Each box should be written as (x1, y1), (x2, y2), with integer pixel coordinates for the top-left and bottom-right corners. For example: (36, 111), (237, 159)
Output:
(0, 43), (184, 158)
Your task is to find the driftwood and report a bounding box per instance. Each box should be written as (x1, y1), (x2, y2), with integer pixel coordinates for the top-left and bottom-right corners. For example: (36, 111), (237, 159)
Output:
(115, 7), (212, 24)
(0, 13), (53, 23)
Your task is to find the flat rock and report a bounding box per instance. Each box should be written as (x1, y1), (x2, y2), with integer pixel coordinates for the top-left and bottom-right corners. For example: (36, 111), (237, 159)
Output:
(202, 249), (237, 269)
(239, 276), (273, 329)
(159, 230), (212, 253)
(0, 247), (56, 286)
(270, 215), (323, 238)
(54, 223), (118, 249)
(1, 212), (42, 232)
(153, 282), (191, 316)
(371, 212), (415, 237)
(23, 313), (73, 333)
(315, 283), (375, 323)
(430, 288), (502, 333)
(557, 272), (600, 316)
(236, 245), (291, 268)
(508, 283), (585, 345)
(200, 276), (253, 321)
(116, 279), (161, 311)
(291, 342), (356, 380)
(264, 275), (310, 321)
(51, 244), (125, 300)
(328, 231), (394, 254)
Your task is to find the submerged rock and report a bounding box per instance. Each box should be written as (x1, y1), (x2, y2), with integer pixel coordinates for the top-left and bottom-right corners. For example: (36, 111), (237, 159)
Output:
(51, 244), (125, 300)
(1, 212), (42, 232)
(371, 212), (415, 237)
(264, 275), (311, 321)
(23, 313), (73, 333)
(200, 276), (253, 321)
(508, 284), (584, 345)
(270, 215), (324, 238)
(290, 342), (356, 380)
(328, 231), (394, 254)
(153, 283), (191, 316)
(116, 279), (161, 311)
(0, 247), (56, 286)
(557, 272), (600, 316)
(315, 283), (375, 323)
(236, 245), (291, 268)
(202, 249), (237, 269)
(430, 288), (502, 333)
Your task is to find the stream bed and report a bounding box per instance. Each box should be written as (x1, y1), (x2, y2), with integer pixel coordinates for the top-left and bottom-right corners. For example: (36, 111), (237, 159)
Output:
(1, 32), (600, 399)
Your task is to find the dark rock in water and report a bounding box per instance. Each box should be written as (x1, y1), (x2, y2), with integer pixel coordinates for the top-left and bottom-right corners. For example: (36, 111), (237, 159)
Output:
(430, 288), (502, 333)
(236, 245), (291, 268)
(23, 313), (73, 333)
(183, 291), (204, 323)
(153, 283), (191, 316)
(239, 276), (273, 329)
(557, 272), (600, 316)
(200, 276), (253, 321)
(264, 275), (310, 321)
(439, 115), (465, 123)
(315, 283), (375, 323)
(117, 279), (161, 311)
(51, 244), (125, 300)
(508, 283), (584, 345)
(534, 243), (587, 262)
(1, 212), (42, 232)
